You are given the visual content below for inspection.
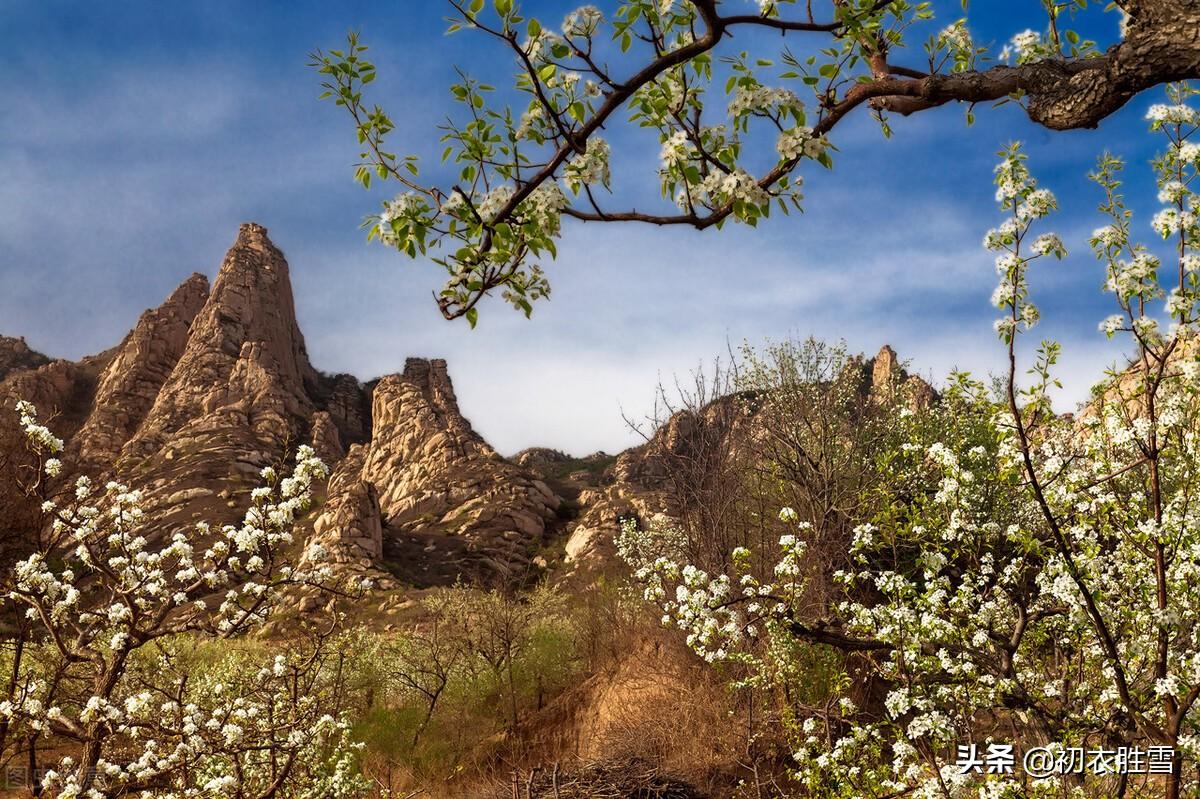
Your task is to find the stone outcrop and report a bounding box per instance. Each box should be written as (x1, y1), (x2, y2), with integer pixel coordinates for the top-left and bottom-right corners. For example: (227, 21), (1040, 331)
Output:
(305, 358), (562, 584)
(867, 344), (936, 410)
(122, 223), (320, 463)
(0, 220), (945, 595)
(72, 274), (210, 468)
(46, 225), (323, 535)
(309, 411), (346, 465)
(310, 445), (382, 568)
(0, 337), (51, 382)
(0, 222), (566, 586)
(315, 373), (372, 445)
(512, 447), (573, 471)
(557, 346), (939, 574)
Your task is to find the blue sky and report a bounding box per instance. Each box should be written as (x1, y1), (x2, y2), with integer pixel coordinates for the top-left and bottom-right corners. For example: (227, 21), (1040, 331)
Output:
(0, 1), (1173, 454)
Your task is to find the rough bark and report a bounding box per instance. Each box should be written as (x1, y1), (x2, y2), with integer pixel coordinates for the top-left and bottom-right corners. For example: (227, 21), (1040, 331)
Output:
(872, 1), (1200, 130)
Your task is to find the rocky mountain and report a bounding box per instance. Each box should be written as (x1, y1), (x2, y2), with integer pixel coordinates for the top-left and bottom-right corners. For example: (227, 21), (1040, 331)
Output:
(0, 224), (561, 585)
(0, 221), (935, 592)
(305, 358), (561, 584)
(553, 343), (936, 572)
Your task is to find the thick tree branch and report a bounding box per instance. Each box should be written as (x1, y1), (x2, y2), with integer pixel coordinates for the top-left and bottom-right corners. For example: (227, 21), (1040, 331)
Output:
(874, 5), (1200, 129)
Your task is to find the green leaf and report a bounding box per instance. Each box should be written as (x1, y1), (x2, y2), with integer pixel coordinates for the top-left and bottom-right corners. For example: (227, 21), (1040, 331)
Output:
(465, 307), (479, 328)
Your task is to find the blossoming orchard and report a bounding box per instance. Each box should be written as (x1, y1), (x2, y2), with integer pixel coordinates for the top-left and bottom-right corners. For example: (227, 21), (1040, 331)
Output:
(1, 405), (371, 798)
(614, 87), (1200, 797)
(11, 1), (1200, 798)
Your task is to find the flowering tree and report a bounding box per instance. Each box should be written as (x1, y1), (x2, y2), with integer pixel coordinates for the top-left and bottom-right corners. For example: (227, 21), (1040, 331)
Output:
(618, 89), (1200, 797)
(313, 0), (1200, 323)
(0, 402), (371, 798)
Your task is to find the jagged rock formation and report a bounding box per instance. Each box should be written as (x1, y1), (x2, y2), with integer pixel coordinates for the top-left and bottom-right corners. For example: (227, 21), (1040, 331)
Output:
(72, 274), (210, 469)
(309, 411), (346, 465)
(558, 346), (937, 572)
(0, 222), (561, 585)
(99, 224), (332, 530)
(310, 446), (382, 569)
(868, 344), (936, 410)
(0, 223), (939, 593)
(305, 359), (562, 584)
(122, 224), (319, 456)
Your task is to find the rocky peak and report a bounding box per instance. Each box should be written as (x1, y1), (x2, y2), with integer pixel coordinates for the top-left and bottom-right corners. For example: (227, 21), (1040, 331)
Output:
(122, 224), (318, 461)
(197, 222), (317, 396)
(76, 223), (334, 534)
(362, 362), (493, 517)
(871, 345), (900, 395)
(867, 344), (935, 410)
(512, 447), (573, 470)
(307, 358), (561, 584)
(1, 222), (570, 584)
(398, 358), (477, 441)
(0, 336), (51, 382)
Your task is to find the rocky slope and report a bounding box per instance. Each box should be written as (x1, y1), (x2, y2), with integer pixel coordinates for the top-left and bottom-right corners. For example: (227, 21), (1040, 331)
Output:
(0, 337), (51, 382)
(0, 349), (112, 562)
(551, 344), (936, 573)
(305, 357), (561, 584)
(0, 221), (934, 592)
(0, 223), (560, 584)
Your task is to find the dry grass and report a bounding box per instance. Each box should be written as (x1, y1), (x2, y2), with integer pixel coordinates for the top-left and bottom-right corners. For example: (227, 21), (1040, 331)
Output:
(490, 756), (707, 799)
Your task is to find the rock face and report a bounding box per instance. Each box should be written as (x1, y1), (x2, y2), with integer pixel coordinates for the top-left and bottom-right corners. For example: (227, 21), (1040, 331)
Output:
(868, 344), (936, 410)
(0, 221), (938, 592)
(0, 337), (51, 382)
(72, 274), (210, 469)
(0, 222), (561, 585)
(512, 447), (572, 471)
(84, 223), (336, 533)
(310, 446), (382, 569)
(122, 223), (320, 462)
(305, 358), (562, 584)
(0, 351), (112, 563)
(557, 346), (939, 573)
